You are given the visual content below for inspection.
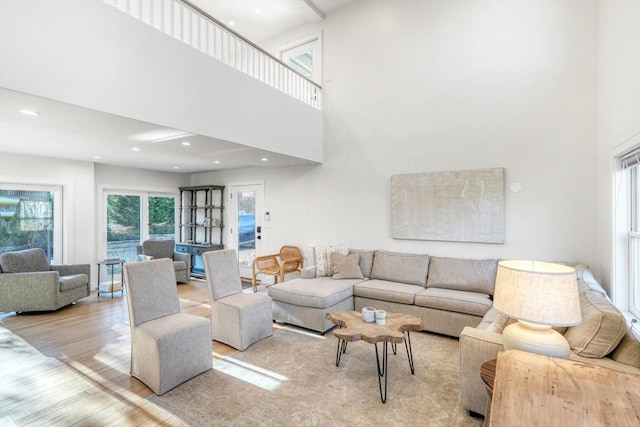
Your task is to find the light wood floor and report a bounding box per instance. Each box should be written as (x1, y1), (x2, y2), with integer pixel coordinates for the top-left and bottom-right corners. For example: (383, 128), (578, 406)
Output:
(0, 279), (257, 426)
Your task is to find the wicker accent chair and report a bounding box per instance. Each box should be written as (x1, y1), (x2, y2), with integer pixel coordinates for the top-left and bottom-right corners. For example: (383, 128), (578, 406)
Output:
(251, 246), (303, 292)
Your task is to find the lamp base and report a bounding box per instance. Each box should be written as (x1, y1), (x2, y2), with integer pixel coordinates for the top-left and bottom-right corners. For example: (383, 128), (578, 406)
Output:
(502, 321), (570, 358)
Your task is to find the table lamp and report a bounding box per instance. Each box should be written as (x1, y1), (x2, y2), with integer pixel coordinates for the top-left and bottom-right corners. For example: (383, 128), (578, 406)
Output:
(493, 260), (581, 358)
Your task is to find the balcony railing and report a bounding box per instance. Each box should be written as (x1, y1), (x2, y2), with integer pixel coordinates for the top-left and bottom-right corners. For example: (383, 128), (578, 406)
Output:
(103, 0), (321, 109)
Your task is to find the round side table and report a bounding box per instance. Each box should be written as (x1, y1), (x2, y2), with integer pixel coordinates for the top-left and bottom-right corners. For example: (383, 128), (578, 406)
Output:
(480, 359), (497, 427)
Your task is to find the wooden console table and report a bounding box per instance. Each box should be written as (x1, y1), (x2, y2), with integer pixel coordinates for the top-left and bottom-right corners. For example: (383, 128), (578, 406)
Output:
(490, 350), (640, 427)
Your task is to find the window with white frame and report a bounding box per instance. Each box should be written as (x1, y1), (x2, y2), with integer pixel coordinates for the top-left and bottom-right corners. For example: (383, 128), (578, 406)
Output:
(0, 184), (63, 263)
(620, 148), (640, 319)
(280, 35), (321, 85)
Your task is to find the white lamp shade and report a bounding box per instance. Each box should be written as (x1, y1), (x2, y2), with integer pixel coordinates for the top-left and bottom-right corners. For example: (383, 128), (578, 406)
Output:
(493, 260), (581, 327)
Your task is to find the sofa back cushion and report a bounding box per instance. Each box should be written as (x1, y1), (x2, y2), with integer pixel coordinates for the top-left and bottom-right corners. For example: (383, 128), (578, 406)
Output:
(142, 240), (175, 260)
(426, 257), (497, 295)
(0, 248), (50, 273)
(564, 284), (627, 358)
(348, 249), (374, 278)
(370, 250), (430, 287)
(609, 331), (640, 368)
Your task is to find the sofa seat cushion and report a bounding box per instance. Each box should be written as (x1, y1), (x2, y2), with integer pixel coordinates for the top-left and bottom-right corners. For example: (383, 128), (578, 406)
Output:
(414, 288), (492, 317)
(426, 257), (497, 295)
(0, 248), (50, 273)
(370, 251), (430, 286)
(564, 287), (627, 358)
(353, 279), (424, 305)
(59, 274), (88, 292)
(173, 260), (187, 271)
(268, 277), (360, 309)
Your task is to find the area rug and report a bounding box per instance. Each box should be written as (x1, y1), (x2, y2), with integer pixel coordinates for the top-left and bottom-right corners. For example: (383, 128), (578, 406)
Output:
(148, 327), (483, 427)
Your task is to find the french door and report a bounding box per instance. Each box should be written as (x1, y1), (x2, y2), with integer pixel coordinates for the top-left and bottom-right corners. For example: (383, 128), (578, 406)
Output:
(102, 190), (177, 262)
(227, 182), (264, 278)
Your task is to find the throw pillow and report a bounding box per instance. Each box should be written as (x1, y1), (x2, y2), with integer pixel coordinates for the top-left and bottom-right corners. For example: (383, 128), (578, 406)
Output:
(564, 288), (627, 358)
(314, 246), (349, 277)
(331, 252), (363, 280)
(485, 313), (513, 334)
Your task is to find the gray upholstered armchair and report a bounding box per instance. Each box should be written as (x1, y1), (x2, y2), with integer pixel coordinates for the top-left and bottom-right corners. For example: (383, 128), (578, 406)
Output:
(0, 248), (90, 313)
(136, 239), (190, 283)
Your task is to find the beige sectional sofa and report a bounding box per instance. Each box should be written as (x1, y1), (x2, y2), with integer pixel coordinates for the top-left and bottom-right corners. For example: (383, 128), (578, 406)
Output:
(269, 247), (498, 336)
(460, 267), (640, 416)
(269, 247), (640, 418)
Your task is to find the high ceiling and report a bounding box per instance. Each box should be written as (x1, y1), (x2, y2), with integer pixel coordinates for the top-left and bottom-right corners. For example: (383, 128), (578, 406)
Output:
(191, 0), (354, 42)
(0, 0), (355, 174)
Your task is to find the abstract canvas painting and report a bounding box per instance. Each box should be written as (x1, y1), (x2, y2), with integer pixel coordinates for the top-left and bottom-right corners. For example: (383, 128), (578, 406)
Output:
(392, 167), (504, 243)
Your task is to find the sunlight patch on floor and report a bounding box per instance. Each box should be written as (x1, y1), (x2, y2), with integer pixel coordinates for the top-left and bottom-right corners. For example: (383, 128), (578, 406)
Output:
(212, 352), (287, 391)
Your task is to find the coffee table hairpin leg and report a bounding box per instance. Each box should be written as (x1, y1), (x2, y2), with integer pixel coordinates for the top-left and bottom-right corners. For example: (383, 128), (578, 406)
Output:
(374, 341), (390, 403)
(335, 338), (348, 367)
(374, 331), (416, 404)
(404, 331), (416, 374)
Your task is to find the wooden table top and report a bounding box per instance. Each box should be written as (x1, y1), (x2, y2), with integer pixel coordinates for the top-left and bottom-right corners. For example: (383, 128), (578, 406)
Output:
(480, 358), (497, 392)
(326, 311), (423, 344)
(490, 350), (640, 427)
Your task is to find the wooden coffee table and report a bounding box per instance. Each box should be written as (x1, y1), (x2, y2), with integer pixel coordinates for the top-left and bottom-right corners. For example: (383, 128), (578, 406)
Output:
(326, 310), (423, 403)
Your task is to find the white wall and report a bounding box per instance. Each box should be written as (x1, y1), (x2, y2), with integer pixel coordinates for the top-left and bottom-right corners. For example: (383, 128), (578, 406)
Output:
(0, 153), (95, 267)
(0, 0), (322, 162)
(194, 1), (600, 273)
(597, 0), (640, 301)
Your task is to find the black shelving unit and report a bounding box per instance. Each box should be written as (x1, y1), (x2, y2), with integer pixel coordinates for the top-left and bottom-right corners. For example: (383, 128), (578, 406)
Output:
(176, 185), (225, 278)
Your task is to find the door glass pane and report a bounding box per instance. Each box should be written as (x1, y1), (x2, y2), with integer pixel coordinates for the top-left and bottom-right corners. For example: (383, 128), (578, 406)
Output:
(106, 194), (141, 262)
(149, 196), (175, 239)
(0, 190), (54, 260)
(237, 191), (256, 267)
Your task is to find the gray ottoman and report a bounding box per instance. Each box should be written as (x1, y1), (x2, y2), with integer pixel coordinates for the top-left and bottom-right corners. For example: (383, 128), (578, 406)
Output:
(268, 277), (361, 333)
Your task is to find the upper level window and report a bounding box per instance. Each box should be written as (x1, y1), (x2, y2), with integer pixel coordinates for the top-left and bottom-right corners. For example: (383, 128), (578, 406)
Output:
(280, 36), (321, 84)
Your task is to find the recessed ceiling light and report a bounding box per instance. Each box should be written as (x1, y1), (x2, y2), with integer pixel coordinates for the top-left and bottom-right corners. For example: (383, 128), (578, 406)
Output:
(131, 147), (140, 152)
(214, 160), (221, 164)
(173, 166), (180, 169)
(228, 21), (235, 27)
(19, 109), (40, 116)
(181, 142), (191, 146)
(255, 8), (261, 14)
(93, 156), (101, 160)
(261, 157), (269, 162)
